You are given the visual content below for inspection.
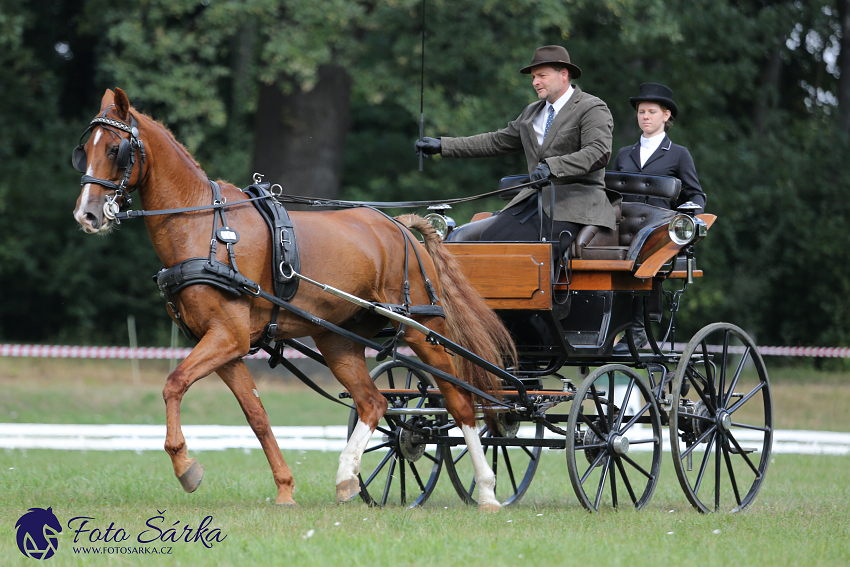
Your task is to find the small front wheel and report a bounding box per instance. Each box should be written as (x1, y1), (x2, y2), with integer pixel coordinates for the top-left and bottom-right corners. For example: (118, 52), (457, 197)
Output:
(442, 416), (543, 507)
(566, 364), (663, 511)
(347, 361), (444, 507)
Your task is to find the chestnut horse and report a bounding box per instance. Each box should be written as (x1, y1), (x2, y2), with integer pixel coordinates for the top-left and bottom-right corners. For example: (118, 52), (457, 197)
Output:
(72, 88), (515, 511)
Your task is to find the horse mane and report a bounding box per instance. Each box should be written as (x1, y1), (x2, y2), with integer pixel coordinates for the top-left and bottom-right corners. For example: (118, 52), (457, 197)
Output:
(133, 110), (203, 170)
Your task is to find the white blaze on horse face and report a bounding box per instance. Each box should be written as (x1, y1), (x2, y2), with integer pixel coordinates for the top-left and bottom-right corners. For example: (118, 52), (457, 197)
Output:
(336, 419), (372, 486)
(74, 130), (102, 228)
(461, 423), (500, 508)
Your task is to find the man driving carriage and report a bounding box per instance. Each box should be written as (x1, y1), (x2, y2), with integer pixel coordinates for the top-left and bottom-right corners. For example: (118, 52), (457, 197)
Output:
(415, 45), (618, 258)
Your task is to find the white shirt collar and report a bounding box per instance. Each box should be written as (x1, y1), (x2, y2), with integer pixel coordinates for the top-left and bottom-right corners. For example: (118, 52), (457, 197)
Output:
(639, 132), (666, 167)
(548, 84), (574, 115)
(535, 85), (575, 145)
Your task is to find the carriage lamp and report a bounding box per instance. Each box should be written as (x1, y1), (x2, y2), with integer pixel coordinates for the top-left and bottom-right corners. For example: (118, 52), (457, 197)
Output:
(668, 215), (696, 245)
(425, 204), (455, 240)
(668, 214), (707, 246)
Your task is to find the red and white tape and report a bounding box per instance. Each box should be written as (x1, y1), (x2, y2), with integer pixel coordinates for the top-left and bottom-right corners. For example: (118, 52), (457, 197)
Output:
(0, 343), (846, 359)
(0, 344), (415, 360)
(668, 343), (850, 358)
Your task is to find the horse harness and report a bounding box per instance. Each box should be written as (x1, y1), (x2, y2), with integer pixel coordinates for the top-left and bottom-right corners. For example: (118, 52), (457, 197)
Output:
(149, 179), (443, 350)
(72, 104), (145, 221)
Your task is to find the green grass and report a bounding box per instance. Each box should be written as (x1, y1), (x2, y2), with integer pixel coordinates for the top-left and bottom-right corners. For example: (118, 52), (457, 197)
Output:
(2, 359), (849, 431)
(1, 449), (848, 566)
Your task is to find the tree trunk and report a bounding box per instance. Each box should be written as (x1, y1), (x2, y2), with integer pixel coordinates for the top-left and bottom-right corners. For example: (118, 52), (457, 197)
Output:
(839, 0), (850, 134)
(252, 65), (352, 204)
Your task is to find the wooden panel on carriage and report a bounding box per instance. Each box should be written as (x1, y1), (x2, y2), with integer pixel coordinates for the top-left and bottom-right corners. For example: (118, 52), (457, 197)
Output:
(634, 213), (716, 279)
(556, 262), (653, 291)
(443, 242), (552, 310)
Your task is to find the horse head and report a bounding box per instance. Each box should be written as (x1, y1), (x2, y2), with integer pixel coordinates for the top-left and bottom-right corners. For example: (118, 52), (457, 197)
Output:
(72, 88), (145, 234)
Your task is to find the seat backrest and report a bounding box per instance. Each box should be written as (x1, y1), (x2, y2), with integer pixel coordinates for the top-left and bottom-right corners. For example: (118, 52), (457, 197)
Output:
(618, 202), (676, 247)
(605, 171), (681, 206)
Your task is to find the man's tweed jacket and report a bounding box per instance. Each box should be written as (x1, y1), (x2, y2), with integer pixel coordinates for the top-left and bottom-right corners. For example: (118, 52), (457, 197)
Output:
(441, 86), (618, 230)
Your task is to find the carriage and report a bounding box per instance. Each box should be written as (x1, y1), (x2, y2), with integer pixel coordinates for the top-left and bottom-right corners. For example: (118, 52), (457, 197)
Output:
(73, 88), (772, 515)
(338, 171), (773, 513)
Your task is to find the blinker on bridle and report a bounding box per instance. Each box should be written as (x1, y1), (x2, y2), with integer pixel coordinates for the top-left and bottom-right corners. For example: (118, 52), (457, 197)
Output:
(72, 104), (145, 222)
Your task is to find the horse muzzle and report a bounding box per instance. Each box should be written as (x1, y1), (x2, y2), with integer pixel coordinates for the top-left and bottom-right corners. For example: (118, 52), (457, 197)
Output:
(73, 196), (111, 234)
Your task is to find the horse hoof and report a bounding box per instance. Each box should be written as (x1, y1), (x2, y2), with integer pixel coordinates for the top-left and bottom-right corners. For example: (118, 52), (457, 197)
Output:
(178, 459), (204, 493)
(478, 502), (501, 513)
(275, 500), (299, 508)
(336, 476), (361, 503)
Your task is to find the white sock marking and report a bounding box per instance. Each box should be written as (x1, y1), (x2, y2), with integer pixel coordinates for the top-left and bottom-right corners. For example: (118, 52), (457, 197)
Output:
(336, 419), (372, 485)
(461, 423), (500, 508)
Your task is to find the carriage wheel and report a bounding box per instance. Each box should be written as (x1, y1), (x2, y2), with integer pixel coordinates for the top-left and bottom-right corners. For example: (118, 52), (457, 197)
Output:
(670, 322), (773, 513)
(566, 364), (663, 512)
(442, 414), (543, 507)
(347, 360), (444, 507)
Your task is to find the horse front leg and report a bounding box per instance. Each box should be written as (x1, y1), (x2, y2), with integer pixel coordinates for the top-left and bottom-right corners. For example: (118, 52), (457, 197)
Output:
(162, 328), (248, 493)
(216, 359), (296, 506)
(312, 332), (388, 503)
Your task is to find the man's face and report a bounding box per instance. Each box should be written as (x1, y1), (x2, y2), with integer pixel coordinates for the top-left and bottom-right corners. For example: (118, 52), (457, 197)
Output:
(531, 66), (570, 103)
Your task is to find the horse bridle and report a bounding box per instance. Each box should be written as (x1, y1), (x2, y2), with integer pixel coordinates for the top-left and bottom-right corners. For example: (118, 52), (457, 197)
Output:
(72, 104), (146, 222)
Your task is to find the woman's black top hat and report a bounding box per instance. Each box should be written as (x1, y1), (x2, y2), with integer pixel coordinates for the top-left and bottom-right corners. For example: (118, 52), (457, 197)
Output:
(630, 83), (678, 118)
(519, 45), (582, 79)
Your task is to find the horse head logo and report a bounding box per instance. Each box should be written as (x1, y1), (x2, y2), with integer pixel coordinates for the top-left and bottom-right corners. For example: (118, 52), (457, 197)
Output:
(15, 507), (62, 560)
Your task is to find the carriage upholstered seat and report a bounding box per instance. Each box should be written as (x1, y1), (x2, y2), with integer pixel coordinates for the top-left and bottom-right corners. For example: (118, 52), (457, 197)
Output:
(484, 172), (681, 262)
(570, 172), (681, 260)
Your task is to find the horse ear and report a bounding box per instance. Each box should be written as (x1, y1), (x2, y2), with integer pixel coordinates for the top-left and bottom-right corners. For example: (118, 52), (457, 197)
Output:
(114, 88), (130, 121)
(100, 89), (114, 110)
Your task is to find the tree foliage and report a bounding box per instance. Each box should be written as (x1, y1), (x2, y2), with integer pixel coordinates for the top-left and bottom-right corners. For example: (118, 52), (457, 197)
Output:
(0, 0), (848, 349)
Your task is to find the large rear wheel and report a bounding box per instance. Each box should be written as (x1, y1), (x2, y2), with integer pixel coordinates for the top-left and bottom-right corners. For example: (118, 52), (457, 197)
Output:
(670, 322), (773, 513)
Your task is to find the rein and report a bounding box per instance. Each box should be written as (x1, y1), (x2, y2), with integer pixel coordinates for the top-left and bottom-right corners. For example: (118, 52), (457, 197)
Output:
(112, 177), (541, 222)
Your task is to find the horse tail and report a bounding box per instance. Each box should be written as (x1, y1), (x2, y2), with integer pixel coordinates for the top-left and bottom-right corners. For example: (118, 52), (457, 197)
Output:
(396, 215), (517, 404)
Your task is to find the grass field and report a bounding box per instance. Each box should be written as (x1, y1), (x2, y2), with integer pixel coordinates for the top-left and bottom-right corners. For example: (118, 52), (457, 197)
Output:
(1, 357), (849, 566)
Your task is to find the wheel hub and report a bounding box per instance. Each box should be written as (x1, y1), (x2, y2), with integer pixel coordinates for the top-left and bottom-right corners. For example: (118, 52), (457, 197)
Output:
(398, 418), (427, 462)
(717, 410), (732, 432)
(609, 434), (630, 455)
(496, 414), (521, 438)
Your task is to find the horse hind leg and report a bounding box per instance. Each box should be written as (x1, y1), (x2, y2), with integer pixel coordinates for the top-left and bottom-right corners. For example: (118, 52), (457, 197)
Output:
(403, 325), (501, 512)
(312, 331), (388, 504)
(216, 359), (297, 506)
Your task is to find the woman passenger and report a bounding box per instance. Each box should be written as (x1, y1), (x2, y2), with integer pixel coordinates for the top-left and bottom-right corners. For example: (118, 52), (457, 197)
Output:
(610, 83), (706, 352)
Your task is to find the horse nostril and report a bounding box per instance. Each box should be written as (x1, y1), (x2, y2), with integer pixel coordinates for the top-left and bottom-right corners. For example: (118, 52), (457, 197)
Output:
(84, 212), (98, 227)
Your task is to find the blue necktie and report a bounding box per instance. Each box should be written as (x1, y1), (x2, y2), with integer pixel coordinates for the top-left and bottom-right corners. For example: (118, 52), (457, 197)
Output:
(543, 105), (555, 138)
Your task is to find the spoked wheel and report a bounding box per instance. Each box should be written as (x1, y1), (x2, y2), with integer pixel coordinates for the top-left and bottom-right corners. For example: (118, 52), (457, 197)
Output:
(566, 364), (663, 512)
(442, 413), (543, 507)
(347, 360), (444, 507)
(670, 322), (773, 513)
